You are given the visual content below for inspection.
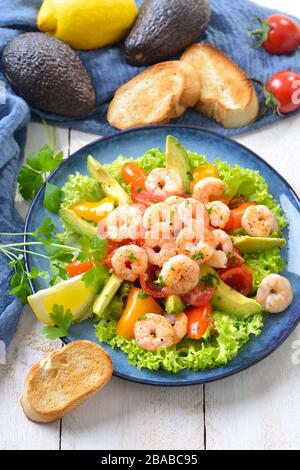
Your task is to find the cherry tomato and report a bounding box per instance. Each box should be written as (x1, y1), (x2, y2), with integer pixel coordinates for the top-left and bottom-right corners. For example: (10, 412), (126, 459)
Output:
(66, 260), (94, 277)
(220, 267), (253, 297)
(121, 162), (147, 185)
(224, 202), (256, 233)
(139, 265), (170, 299)
(267, 71), (300, 114)
(226, 250), (245, 269)
(249, 15), (300, 55)
(182, 283), (214, 308)
(186, 304), (214, 340)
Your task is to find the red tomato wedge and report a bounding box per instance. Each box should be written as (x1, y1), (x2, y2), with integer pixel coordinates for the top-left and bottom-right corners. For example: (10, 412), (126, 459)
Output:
(66, 260), (94, 277)
(139, 265), (171, 299)
(186, 304), (214, 340)
(224, 202), (256, 233)
(220, 267), (253, 297)
(182, 284), (214, 308)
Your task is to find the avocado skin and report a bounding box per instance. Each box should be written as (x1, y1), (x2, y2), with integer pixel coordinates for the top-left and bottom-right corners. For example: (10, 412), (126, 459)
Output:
(125, 0), (211, 66)
(2, 33), (96, 117)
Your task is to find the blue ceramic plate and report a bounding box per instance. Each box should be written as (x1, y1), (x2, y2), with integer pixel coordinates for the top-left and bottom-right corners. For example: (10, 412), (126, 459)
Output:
(25, 126), (300, 386)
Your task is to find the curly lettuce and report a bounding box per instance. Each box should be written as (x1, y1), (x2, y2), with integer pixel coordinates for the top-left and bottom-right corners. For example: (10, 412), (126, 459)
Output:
(244, 248), (285, 291)
(215, 159), (287, 230)
(61, 172), (104, 209)
(95, 311), (263, 373)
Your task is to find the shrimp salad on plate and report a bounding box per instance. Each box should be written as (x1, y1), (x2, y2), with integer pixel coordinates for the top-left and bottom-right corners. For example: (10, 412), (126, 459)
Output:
(39, 137), (293, 373)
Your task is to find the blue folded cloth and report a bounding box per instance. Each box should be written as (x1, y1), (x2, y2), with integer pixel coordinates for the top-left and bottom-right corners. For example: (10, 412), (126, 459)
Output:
(0, 0), (299, 345)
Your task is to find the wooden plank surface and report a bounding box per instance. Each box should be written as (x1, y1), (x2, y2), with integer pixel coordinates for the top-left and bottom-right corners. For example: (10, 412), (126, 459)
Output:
(0, 123), (68, 450)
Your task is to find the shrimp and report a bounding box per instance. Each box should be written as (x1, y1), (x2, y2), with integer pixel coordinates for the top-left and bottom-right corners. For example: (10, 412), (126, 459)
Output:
(143, 202), (181, 240)
(165, 196), (185, 208)
(145, 168), (183, 201)
(106, 205), (143, 242)
(164, 312), (188, 344)
(134, 313), (175, 351)
(111, 245), (148, 282)
(176, 227), (214, 264)
(178, 198), (209, 233)
(206, 229), (233, 269)
(193, 177), (225, 204)
(161, 254), (200, 295)
(206, 201), (231, 229)
(241, 205), (279, 237)
(145, 240), (177, 267)
(256, 274), (293, 313)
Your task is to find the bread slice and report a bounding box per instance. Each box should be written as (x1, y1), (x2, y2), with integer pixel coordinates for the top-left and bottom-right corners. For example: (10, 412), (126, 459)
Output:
(181, 44), (259, 128)
(21, 340), (112, 423)
(108, 61), (201, 130)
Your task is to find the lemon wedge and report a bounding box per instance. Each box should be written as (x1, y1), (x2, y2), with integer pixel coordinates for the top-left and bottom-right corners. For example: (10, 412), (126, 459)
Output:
(28, 275), (95, 325)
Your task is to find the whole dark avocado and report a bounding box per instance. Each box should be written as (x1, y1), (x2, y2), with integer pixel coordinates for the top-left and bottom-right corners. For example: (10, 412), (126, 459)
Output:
(2, 33), (96, 117)
(124, 0), (211, 66)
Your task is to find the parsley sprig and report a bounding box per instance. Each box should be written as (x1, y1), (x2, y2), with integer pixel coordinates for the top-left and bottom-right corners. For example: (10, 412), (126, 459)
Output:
(41, 304), (73, 339)
(18, 122), (63, 213)
(0, 217), (108, 303)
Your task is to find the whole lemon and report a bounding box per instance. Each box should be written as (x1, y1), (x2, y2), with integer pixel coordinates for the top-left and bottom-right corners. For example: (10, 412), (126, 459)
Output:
(37, 0), (138, 50)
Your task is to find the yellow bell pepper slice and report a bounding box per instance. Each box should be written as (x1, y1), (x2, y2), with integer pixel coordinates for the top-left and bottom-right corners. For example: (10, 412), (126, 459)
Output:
(117, 287), (163, 340)
(190, 163), (219, 192)
(70, 197), (115, 224)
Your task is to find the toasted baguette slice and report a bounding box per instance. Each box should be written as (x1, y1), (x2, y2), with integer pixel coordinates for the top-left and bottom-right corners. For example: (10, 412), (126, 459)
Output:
(181, 44), (259, 128)
(21, 340), (112, 423)
(108, 61), (201, 130)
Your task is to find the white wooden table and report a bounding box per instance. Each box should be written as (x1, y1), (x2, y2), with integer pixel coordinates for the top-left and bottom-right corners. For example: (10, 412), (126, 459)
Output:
(1, 0), (300, 451)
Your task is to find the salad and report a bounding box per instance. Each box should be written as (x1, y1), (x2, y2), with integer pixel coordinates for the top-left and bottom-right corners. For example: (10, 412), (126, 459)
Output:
(26, 136), (293, 373)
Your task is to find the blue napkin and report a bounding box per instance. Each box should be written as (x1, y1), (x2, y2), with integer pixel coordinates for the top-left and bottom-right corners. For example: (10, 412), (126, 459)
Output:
(1, 0), (300, 345)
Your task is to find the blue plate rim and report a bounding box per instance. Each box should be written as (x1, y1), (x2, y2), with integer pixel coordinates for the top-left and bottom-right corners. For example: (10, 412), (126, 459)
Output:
(24, 124), (300, 387)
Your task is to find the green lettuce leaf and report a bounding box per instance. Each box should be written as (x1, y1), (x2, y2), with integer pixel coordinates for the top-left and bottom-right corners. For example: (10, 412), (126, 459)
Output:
(244, 248), (285, 291)
(61, 172), (104, 208)
(215, 159), (287, 230)
(94, 311), (263, 374)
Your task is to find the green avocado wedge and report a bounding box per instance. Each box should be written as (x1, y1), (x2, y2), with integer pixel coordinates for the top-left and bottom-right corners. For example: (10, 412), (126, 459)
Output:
(87, 155), (132, 206)
(200, 265), (263, 318)
(165, 295), (185, 314)
(166, 136), (192, 193)
(93, 274), (123, 318)
(232, 236), (286, 253)
(60, 207), (97, 238)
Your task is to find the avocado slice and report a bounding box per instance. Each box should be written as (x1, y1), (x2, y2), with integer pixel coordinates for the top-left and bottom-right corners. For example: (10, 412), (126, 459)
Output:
(166, 136), (192, 193)
(124, 0), (211, 66)
(165, 295), (185, 314)
(60, 208), (97, 239)
(93, 274), (123, 318)
(232, 236), (286, 253)
(200, 265), (263, 318)
(87, 155), (132, 206)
